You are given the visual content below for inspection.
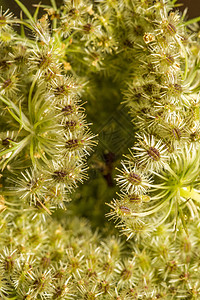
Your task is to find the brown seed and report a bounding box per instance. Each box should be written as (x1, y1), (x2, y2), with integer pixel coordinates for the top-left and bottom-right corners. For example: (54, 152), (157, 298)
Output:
(127, 172), (142, 185)
(190, 131), (200, 142)
(53, 171), (67, 180)
(121, 268), (132, 280)
(119, 206), (131, 214)
(172, 127), (181, 140)
(165, 55), (174, 65)
(65, 120), (77, 130)
(128, 194), (141, 203)
(68, 8), (79, 17)
(66, 139), (79, 149)
(147, 147), (160, 161)
(61, 105), (74, 115)
(173, 83), (182, 94)
(83, 23), (92, 33)
(3, 78), (12, 89)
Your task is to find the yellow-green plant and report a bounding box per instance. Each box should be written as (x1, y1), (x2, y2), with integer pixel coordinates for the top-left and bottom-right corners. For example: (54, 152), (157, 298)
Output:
(106, 0), (200, 238)
(0, 1), (96, 214)
(0, 0), (200, 299)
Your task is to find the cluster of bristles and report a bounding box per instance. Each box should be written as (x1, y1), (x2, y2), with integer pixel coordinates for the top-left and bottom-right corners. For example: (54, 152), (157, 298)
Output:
(0, 0), (200, 299)
(44, 0), (118, 72)
(0, 4), (96, 213)
(105, 0), (200, 237)
(0, 211), (200, 299)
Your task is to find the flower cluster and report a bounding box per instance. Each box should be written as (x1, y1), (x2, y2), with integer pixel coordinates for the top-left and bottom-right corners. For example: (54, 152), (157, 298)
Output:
(41, 0), (117, 72)
(106, 0), (200, 237)
(0, 4), (96, 213)
(0, 0), (200, 299)
(0, 210), (200, 299)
